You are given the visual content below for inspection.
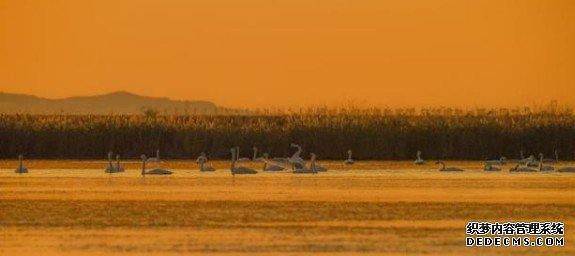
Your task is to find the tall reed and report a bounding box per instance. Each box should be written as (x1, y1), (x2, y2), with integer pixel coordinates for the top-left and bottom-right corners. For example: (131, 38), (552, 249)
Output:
(1, 106), (574, 160)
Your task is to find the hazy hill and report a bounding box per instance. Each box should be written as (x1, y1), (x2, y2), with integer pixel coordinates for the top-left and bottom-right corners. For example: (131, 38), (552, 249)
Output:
(0, 91), (222, 115)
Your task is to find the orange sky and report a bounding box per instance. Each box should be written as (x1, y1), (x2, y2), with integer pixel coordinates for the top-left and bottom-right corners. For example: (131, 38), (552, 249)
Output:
(0, 0), (574, 109)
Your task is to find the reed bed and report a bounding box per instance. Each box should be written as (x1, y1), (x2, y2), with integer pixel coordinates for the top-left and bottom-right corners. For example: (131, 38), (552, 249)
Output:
(1, 106), (575, 160)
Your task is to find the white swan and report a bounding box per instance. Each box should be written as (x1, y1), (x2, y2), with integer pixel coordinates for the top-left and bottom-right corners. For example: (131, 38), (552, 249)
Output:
(310, 153), (327, 172)
(509, 164), (537, 172)
(15, 154), (28, 174)
(486, 157), (507, 166)
(146, 149), (161, 162)
(262, 153), (284, 171)
(538, 153), (554, 171)
(141, 154), (173, 176)
(414, 151), (425, 165)
(115, 154), (125, 172)
(288, 143), (306, 169)
(293, 153), (318, 174)
(105, 151), (115, 173)
(526, 155), (539, 167)
(344, 150), (354, 165)
(435, 161), (464, 172)
(484, 164), (501, 171)
(252, 147), (266, 162)
(196, 152), (216, 172)
(230, 148), (257, 175)
(236, 147), (252, 162)
(196, 152), (208, 164)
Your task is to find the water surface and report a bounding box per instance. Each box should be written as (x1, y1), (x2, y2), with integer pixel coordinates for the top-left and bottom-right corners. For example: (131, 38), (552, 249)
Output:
(1, 161), (574, 255)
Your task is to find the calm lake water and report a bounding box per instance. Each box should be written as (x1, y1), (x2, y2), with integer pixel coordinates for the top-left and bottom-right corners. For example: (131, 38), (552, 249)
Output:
(1, 160), (575, 255)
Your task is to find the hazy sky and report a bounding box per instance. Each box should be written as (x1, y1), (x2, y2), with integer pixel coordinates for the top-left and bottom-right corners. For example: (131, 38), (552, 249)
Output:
(0, 0), (574, 108)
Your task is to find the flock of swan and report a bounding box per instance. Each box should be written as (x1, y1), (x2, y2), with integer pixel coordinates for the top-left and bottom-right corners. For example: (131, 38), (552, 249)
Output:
(426, 150), (575, 173)
(10, 145), (575, 175)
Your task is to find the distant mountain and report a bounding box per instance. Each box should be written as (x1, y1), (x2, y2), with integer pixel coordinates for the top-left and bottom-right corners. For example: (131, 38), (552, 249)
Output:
(0, 91), (224, 115)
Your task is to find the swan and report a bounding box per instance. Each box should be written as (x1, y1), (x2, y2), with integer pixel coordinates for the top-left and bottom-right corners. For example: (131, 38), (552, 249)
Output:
(344, 150), (354, 165)
(115, 154), (125, 172)
(538, 153), (554, 171)
(146, 149), (161, 162)
(293, 153), (318, 174)
(140, 154), (173, 176)
(414, 151), (425, 165)
(526, 155), (539, 167)
(288, 143), (306, 169)
(105, 151), (115, 173)
(435, 161), (464, 172)
(484, 164), (501, 171)
(236, 147), (252, 162)
(252, 147), (266, 162)
(509, 164), (537, 172)
(262, 153), (284, 171)
(486, 157), (507, 166)
(196, 152), (208, 164)
(196, 152), (216, 172)
(230, 148), (257, 175)
(310, 153), (327, 172)
(15, 154), (28, 174)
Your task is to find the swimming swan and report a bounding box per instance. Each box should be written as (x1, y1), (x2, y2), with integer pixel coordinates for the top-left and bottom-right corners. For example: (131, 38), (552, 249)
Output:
(252, 147), (266, 162)
(146, 149), (161, 163)
(288, 143), (306, 169)
(435, 161), (464, 172)
(293, 153), (319, 174)
(105, 152), (124, 173)
(116, 155), (125, 172)
(414, 151), (425, 165)
(310, 153), (327, 172)
(15, 154), (28, 174)
(526, 155), (539, 167)
(538, 153), (554, 171)
(141, 154), (173, 176)
(344, 150), (354, 165)
(105, 151), (115, 173)
(196, 152), (208, 164)
(197, 152), (216, 172)
(230, 148), (257, 175)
